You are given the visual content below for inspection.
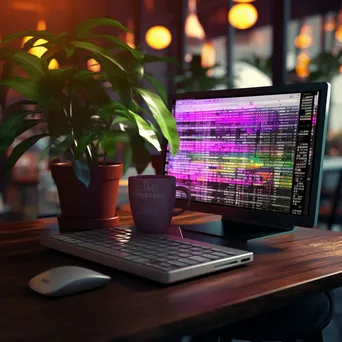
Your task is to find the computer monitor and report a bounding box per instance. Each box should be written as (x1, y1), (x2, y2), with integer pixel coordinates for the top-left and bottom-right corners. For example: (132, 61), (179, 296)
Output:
(163, 83), (330, 241)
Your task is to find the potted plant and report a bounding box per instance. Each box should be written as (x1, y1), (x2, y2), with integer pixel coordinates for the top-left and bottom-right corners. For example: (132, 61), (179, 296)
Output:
(0, 18), (179, 231)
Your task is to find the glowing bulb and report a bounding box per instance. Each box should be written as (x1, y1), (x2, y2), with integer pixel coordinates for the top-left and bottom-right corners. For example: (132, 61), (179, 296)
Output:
(125, 19), (135, 48)
(185, 0), (205, 40)
(324, 19), (336, 32)
(296, 65), (309, 78)
(29, 38), (47, 58)
(201, 41), (215, 76)
(228, 3), (258, 30)
(295, 25), (313, 49)
(296, 52), (310, 78)
(37, 19), (46, 31)
(295, 33), (313, 49)
(87, 58), (101, 72)
(336, 26), (342, 43)
(339, 65), (342, 73)
(48, 59), (59, 70)
(145, 26), (172, 50)
(23, 19), (48, 57)
(297, 52), (310, 64)
(185, 53), (193, 63)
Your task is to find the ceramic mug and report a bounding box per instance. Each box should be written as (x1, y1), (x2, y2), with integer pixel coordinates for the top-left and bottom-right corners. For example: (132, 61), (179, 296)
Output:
(128, 175), (191, 233)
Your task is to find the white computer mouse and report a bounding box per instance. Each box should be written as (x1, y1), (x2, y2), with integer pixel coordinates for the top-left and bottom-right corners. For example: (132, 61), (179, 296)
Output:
(29, 266), (111, 297)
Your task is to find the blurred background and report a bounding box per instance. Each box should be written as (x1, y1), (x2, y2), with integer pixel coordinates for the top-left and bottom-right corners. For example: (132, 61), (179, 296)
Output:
(1, 0), (342, 227)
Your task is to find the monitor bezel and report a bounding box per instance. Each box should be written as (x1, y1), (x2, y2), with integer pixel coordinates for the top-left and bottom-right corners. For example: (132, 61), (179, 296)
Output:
(162, 82), (330, 228)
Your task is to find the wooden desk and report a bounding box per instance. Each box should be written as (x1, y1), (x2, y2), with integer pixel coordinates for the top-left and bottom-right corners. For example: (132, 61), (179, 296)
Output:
(2, 212), (342, 342)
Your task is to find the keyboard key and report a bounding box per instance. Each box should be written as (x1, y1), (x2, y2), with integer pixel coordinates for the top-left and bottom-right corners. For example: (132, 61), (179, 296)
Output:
(191, 251), (203, 255)
(212, 252), (231, 258)
(122, 255), (141, 261)
(180, 259), (198, 265)
(77, 243), (129, 258)
(168, 260), (188, 268)
(132, 257), (150, 263)
(189, 256), (211, 263)
(201, 254), (222, 260)
(190, 247), (202, 251)
(178, 253), (191, 258)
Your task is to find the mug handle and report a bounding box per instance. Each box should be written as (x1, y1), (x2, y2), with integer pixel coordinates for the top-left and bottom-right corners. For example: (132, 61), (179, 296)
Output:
(171, 186), (191, 217)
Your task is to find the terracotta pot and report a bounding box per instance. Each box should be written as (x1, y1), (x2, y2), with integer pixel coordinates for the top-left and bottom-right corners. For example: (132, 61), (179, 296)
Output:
(50, 162), (123, 232)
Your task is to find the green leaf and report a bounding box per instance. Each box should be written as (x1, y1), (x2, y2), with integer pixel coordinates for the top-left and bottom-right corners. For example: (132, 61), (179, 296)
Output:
(127, 110), (161, 151)
(100, 130), (130, 158)
(97, 57), (131, 106)
(143, 54), (179, 65)
(65, 43), (76, 59)
(0, 77), (48, 104)
(122, 144), (132, 175)
(71, 41), (126, 71)
(89, 34), (142, 59)
(50, 135), (73, 161)
(0, 46), (14, 59)
(76, 133), (98, 159)
(134, 87), (179, 155)
(15, 119), (46, 137)
(4, 133), (48, 172)
(131, 137), (151, 174)
(0, 60), (16, 109)
(74, 18), (131, 38)
(2, 30), (57, 44)
(144, 73), (167, 103)
(0, 111), (43, 155)
(72, 159), (90, 188)
(7, 50), (45, 78)
(111, 116), (131, 126)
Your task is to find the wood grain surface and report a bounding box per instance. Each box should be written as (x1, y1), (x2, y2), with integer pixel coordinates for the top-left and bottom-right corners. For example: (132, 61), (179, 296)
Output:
(2, 210), (342, 342)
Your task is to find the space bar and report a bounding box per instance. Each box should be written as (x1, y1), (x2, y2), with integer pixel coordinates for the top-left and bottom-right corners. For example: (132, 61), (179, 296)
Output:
(76, 243), (128, 258)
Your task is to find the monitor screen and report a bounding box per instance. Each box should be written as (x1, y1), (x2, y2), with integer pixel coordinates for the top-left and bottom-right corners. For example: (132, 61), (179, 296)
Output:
(164, 90), (321, 216)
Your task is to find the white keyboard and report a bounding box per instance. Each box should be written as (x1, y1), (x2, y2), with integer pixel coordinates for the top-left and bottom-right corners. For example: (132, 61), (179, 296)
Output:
(41, 227), (253, 284)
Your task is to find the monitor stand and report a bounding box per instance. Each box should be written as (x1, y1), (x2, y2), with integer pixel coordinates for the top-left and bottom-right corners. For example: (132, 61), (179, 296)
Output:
(181, 217), (295, 246)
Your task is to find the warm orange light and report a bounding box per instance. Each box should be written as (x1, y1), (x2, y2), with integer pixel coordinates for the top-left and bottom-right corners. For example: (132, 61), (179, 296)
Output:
(228, 3), (258, 30)
(29, 39), (47, 58)
(296, 52), (310, 78)
(21, 35), (33, 48)
(145, 25), (172, 50)
(324, 19), (336, 32)
(185, 0), (205, 40)
(296, 65), (309, 78)
(87, 58), (101, 72)
(144, 0), (155, 13)
(339, 65), (342, 73)
(125, 19), (135, 48)
(336, 26), (342, 43)
(295, 25), (313, 49)
(201, 41), (215, 76)
(295, 33), (312, 49)
(48, 59), (59, 70)
(185, 53), (193, 63)
(297, 52), (310, 64)
(23, 19), (48, 57)
(234, 0), (255, 2)
(37, 19), (46, 31)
